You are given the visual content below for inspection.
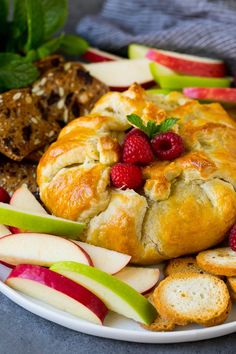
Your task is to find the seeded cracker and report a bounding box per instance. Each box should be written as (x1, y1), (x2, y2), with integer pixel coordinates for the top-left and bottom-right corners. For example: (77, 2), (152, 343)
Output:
(0, 89), (59, 161)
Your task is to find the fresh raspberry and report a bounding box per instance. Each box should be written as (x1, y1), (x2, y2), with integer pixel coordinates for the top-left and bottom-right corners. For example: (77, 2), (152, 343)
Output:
(110, 163), (143, 190)
(151, 132), (184, 160)
(123, 133), (154, 165)
(0, 186), (10, 203)
(125, 128), (147, 140)
(229, 224), (236, 251)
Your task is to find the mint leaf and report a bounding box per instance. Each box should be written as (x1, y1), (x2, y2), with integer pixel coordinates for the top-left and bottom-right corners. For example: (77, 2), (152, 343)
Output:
(13, 0), (44, 52)
(25, 0), (44, 51)
(59, 35), (89, 56)
(41, 0), (67, 39)
(13, 0), (27, 36)
(0, 53), (39, 92)
(127, 114), (178, 139)
(127, 114), (149, 135)
(0, 53), (23, 66)
(158, 118), (178, 133)
(37, 36), (63, 59)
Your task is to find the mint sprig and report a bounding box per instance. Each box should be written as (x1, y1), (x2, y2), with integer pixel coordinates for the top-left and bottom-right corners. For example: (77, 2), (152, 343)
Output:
(127, 114), (178, 139)
(0, 0), (89, 92)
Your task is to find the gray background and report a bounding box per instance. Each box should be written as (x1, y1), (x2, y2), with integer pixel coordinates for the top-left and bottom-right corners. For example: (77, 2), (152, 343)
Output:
(1, 1), (236, 353)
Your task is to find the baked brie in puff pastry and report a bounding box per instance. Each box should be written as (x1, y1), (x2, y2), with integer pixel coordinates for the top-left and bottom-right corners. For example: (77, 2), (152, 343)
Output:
(37, 84), (236, 264)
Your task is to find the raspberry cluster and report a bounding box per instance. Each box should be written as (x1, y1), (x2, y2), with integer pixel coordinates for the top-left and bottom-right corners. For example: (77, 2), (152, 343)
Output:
(110, 127), (184, 190)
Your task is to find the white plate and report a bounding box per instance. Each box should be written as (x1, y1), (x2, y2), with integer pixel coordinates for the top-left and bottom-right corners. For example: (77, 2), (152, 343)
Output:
(0, 263), (235, 343)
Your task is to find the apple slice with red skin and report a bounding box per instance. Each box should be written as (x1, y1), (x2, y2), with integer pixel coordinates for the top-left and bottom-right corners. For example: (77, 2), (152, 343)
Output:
(8, 226), (22, 234)
(10, 184), (47, 214)
(6, 264), (108, 324)
(0, 224), (14, 268)
(0, 225), (13, 268)
(0, 233), (93, 267)
(113, 266), (160, 294)
(183, 87), (236, 105)
(146, 49), (226, 78)
(83, 59), (155, 91)
(150, 62), (231, 89)
(73, 241), (131, 274)
(82, 47), (122, 63)
(51, 261), (157, 325)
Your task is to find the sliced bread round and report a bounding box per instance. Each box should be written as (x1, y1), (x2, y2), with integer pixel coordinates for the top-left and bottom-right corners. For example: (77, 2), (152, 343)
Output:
(142, 315), (175, 332)
(142, 295), (175, 331)
(153, 273), (231, 327)
(197, 247), (236, 276)
(227, 277), (236, 301)
(164, 256), (207, 277)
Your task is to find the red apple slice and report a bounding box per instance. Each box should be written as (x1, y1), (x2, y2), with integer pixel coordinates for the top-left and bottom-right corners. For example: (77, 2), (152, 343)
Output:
(0, 233), (93, 267)
(146, 49), (226, 78)
(73, 241), (131, 274)
(8, 226), (22, 234)
(6, 264), (108, 324)
(183, 87), (236, 104)
(0, 223), (13, 267)
(83, 59), (155, 91)
(82, 47), (122, 63)
(10, 184), (47, 214)
(114, 266), (160, 294)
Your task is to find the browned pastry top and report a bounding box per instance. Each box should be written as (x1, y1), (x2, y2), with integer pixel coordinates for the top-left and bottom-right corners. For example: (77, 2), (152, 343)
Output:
(37, 84), (236, 264)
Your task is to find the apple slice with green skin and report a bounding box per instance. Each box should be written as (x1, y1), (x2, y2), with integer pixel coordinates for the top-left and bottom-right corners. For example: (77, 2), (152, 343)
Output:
(51, 261), (157, 325)
(150, 62), (232, 89)
(73, 241), (131, 274)
(183, 87), (236, 105)
(10, 184), (47, 234)
(146, 88), (172, 95)
(10, 184), (47, 214)
(0, 233), (92, 267)
(83, 59), (155, 91)
(147, 49), (226, 78)
(128, 44), (149, 59)
(0, 202), (85, 239)
(113, 266), (159, 294)
(82, 47), (122, 62)
(6, 265), (108, 325)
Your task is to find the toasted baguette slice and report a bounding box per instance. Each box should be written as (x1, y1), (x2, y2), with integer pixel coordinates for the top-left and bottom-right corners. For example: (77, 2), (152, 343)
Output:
(153, 273), (231, 327)
(227, 277), (236, 301)
(197, 247), (236, 276)
(142, 295), (175, 332)
(142, 315), (175, 332)
(164, 257), (207, 277)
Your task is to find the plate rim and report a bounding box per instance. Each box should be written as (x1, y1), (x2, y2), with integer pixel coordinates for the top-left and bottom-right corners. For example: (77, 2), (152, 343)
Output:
(0, 278), (236, 343)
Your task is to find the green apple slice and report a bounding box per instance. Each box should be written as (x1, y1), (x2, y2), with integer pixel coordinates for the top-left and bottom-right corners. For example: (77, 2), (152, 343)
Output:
(6, 265), (108, 325)
(51, 261), (157, 325)
(128, 44), (149, 59)
(146, 88), (172, 95)
(0, 202), (85, 239)
(150, 62), (232, 89)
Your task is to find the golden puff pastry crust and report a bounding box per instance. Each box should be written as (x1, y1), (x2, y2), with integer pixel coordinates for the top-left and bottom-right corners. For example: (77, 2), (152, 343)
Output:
(37, 84), (236, 264)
